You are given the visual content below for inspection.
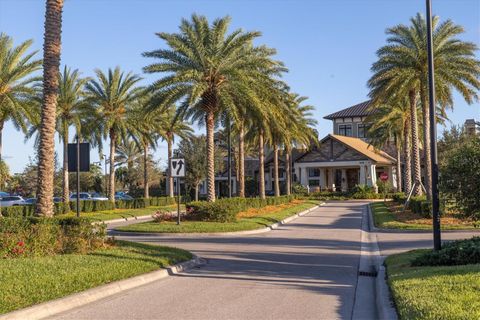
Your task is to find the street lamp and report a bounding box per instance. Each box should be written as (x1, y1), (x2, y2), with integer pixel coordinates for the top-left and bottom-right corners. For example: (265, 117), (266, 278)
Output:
(426, 0), (441, 250)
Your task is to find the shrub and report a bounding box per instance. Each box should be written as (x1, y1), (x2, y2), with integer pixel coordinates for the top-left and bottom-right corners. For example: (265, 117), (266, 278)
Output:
(392, 192), (406, 203)
(0, 216), (106, 258)
(412, 237), (480, 266)
(292, 183), (308, 195)
(0, 205), (35, 217)
(187, 195), (296, 222)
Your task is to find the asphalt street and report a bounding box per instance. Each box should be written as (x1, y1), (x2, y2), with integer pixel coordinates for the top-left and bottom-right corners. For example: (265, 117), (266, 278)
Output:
(54, 201), (373, 320)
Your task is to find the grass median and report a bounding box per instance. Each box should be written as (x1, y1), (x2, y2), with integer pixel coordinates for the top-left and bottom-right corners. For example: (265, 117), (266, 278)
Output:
(0, 240), (192, 314)
(385, 250), (480, 320)
(116, 200), (320, 233)
(370, 202), (477, 230)
(56, 204), (181, 222)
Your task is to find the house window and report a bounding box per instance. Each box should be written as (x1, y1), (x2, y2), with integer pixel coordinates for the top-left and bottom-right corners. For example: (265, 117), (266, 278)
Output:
(308, 168), (320, 177)
(339, 124), (352, 137)
(308, 180), (320, 187)
(358, 124), (366, 138)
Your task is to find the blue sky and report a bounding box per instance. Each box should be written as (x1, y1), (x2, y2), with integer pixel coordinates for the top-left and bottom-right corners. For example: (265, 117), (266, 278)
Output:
(1, 0), (479, 173)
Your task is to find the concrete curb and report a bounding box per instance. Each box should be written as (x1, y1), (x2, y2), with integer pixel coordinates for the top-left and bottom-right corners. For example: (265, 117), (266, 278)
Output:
(366, 204), (398, 320)
(0, 256), (204, 320)
(112, 203), (325, 237)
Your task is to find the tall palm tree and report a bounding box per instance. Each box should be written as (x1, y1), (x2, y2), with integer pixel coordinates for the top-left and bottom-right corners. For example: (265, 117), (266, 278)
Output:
(28, 66), (91, 202)
(157, 105), (193, 198)
(0, 33), (41, 161)
(283, 94), (318, 195)
(143, 15), (282, 202)
(36, 0), (64, 217)
(85, 67), (142, 202)
(369, 13), (480, 198)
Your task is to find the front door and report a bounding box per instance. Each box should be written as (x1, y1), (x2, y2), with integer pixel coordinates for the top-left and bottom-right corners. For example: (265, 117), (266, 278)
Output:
(346, 169), (359, 191)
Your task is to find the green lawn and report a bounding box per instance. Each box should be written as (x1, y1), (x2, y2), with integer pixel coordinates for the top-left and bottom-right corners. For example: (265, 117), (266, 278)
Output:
(57, 204), (181, 222)
(116, 200), (320, 233)
(385, 250), (480, 320)
(0, 241), (192, 314)
(370, 202), (477, 230)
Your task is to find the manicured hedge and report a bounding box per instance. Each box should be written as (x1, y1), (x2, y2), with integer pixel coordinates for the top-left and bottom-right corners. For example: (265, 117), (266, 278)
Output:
(412, 237), (480, 266)
(392, 194), (434, 218)
(186, 195), (296, 223)
(0, 197), (176, 218)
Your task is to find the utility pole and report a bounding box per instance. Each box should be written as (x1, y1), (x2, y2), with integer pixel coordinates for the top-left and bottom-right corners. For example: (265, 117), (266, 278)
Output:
(76, 135), (80, 218)
(426, 0), (441, 250)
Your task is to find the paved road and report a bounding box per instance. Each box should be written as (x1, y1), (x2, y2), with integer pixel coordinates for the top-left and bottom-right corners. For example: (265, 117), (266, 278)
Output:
(54, 201), (375, 320)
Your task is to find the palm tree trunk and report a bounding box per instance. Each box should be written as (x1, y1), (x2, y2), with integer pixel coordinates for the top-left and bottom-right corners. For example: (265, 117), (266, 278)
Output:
(108, 129), (116, 202)
(36, 0), (64, 217)
(420, 87), (432, 199)
(285, 148), (291, 195)
(273, 144), (280, 197)
(194, 183), (199, 201)
(238, 123), (245, 198)
(258, 130), (265, 199)
(143, 141), (149, 199)
(167, 137), (174, 198)
(206, 111), (216, 202)
(404, 118), (412, 195)
(395, 137), (402, 193)
(409, 90), (423, 196)
(62, 126), (69, 203)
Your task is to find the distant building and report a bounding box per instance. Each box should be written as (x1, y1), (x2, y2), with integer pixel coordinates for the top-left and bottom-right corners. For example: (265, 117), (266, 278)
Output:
(465, 119), (480, 136)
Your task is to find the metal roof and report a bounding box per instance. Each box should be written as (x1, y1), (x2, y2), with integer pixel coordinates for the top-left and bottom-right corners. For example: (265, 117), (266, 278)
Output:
(323, 100), (375, 120)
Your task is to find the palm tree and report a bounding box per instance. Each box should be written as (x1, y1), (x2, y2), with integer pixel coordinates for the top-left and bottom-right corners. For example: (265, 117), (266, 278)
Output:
(143, 15), (281, 202)
(157, 105), (193, 198)
(85, 67), (142, 202)
(0, 33), (41, 161)
(36, 0), (64, 217)
(28, 66), (91, 202)
(283, 94), (318, 195)
(369, 13), (480, 198)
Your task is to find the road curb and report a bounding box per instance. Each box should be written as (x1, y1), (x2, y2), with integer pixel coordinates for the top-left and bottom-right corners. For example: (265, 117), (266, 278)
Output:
(365, 204), (398, 320)
(0, 256), (204, 320)
(112, 203), (324, 237)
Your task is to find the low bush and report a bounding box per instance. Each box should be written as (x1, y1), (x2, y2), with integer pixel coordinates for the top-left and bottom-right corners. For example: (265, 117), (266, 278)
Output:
(0, 205), (36, 217)
(350, 185), (382, 199)
(187, 195), (296, 222)
(0, 216), (106, 258)
(411, 237), (480, 266)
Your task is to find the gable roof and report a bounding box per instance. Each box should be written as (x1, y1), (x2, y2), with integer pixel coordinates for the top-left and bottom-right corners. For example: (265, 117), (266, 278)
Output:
(326, 134), (395, 164)
(323, 100), (375, 120)
(264, 148), (307, 166)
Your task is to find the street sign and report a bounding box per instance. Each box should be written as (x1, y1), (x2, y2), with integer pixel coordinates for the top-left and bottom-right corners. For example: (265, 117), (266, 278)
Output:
(380, 172), (389, 181)
(68, 143), (90, 172)
(170, 158), (185, 177)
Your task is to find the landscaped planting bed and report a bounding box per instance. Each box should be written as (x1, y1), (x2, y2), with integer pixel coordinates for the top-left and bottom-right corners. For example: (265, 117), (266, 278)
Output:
(385, 239), (480, 320)
(370, 202), (478, 230)
(117, 199), (319, 233)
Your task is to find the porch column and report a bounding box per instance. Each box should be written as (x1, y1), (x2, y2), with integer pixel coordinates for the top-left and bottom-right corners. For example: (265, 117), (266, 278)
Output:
(300, 166), (308, 186)
(328, 168), (335, 191)
(359, 165), (366, 186)
(367, 164), (378, 192)
(341, 169), (347, 192)
(320, 168), (327, 191)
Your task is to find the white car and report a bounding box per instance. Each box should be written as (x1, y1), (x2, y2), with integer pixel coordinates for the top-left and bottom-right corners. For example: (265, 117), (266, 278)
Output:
(90, 193), (109, 201)
(0, 196), (26, 207)
(70, 193), (92, 200)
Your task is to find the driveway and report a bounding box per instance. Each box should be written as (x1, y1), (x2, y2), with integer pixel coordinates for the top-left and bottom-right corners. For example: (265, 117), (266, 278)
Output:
(54, 201), (374, 320)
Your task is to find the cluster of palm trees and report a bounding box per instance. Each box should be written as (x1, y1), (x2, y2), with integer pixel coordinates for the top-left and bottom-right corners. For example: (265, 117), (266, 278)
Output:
(1, 11), (318, 216)
(366, 13), (480, 199)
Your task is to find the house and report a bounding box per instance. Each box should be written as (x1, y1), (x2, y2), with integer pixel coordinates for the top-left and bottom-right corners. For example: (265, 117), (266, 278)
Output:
(292, 100), (397, 192)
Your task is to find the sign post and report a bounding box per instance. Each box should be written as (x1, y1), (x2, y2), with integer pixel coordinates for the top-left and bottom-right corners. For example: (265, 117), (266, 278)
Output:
(68, 140), (90, 217)
(170, 158), (185, 225)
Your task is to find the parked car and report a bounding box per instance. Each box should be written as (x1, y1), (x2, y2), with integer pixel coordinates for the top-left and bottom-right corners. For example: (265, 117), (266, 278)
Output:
(90, 193), (108, 201)
(53, 197), (63, 203)
(115, 194), (134, 201)
(25, 198), (37, 205)
(0, 196), (26, 207)
(70, 193), (92, 200)
(0, 191), (9, 197)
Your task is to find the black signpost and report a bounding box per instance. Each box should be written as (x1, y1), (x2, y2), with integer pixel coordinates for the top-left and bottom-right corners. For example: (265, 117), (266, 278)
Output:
(68, 139), (90, 217)
(170, 158), (185, 225)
